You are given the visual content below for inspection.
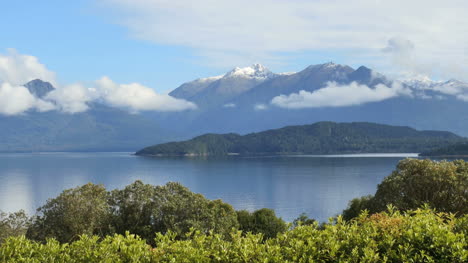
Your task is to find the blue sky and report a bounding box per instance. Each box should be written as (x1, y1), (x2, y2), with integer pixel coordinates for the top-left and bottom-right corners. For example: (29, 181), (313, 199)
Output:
(1, 0), (467, 92)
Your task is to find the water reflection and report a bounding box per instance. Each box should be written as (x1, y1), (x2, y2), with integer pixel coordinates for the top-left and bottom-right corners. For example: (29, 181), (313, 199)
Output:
(0, 153), (457, 221)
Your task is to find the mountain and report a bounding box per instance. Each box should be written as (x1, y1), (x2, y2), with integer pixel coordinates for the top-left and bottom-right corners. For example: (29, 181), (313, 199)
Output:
(170, 64), (279, 108)
(136, 122), (465, 156)
(164, 63), (468, 138)
(3, 62), (468, 152)
(419, 142), (468, 157)
(0, 80), (168, 152)
(24, 79), (55, 98)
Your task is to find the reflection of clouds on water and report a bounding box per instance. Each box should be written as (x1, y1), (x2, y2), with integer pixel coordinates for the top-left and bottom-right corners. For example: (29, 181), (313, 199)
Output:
(0, 170), (34, 213)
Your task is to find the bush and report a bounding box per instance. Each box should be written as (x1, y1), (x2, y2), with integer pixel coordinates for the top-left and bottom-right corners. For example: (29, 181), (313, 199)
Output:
(343, 159), (468, 220)
(26, 181), (239, 244)
(237, 208), (287, 239)
(1, 208), (467, 262)
(0, 210), (30, 244)
(27, 183), (111, 243)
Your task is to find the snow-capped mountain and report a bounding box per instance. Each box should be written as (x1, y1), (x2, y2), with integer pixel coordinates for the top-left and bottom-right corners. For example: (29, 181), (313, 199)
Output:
(402, 77), (468, 99)
(224, 63), (276, 80)
(166, 63), (468, 138)
(170, 64), (281, 107)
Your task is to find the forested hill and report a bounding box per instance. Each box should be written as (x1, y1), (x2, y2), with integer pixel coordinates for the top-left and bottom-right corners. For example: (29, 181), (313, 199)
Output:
(420, 142), (468, 157)
(136, 122), (466, 156)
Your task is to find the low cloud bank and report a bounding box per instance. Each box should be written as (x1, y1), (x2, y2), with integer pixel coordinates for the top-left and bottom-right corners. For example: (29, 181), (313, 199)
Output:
(0, 83), (55, 116)
(95, 77), (197, 113)
(271, 81), (411, 109)
(0, 50), (197, 116)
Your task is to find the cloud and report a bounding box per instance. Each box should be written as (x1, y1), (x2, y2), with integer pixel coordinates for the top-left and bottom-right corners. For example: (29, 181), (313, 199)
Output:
(0, 49), (197, 115)
(457, 94), (468, 102)
(95, 76), (197, 112)
(254, 103), (268, 111)
(0, 49), (56, 86)
(0, 82), (55, 116)
(271, 81), (411, 109)
(98, 0), (468, 79)
(223, 103), (236, 108)
(45, 84), (96, 113)
(382, 37), (415, 54)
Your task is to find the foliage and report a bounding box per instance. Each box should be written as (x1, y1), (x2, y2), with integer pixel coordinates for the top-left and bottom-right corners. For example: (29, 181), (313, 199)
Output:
(26, 183), (111, 243)
(237, 208), (287, 239)
(343, 159), (468, 220)
(1, 208), (467, 262)
(420, 142), (468, 156)
(136, 122), (465, 156)
(292, 213), (316, 228)
(0, 210), (30, 244)
(26, 181), (238, 244)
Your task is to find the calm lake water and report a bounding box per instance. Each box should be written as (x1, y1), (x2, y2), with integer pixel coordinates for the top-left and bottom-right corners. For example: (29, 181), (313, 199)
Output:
(0, 152), (449, 222)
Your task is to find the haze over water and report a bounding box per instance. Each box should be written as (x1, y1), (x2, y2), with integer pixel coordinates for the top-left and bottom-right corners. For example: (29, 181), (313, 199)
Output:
(1, 152), (450, 222)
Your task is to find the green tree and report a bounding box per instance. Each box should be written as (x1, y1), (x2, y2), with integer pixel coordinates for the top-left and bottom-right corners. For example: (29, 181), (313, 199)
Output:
(108, 180), (157, 241)
(342, 195), (374, 221)
(343, 159), (468, 220)
(109, 181), (238, 241)
(237, 208), (287, 239)
(152, 182), (238, 238)
(0, 210), (30, 243)
(292, 213), (316, 228)
(27, 183), (111, 243)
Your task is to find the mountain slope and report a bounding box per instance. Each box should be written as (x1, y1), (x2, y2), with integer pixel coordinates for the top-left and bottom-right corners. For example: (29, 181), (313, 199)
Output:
(136, 122), (465, 156)
(419, 142), (468, 156)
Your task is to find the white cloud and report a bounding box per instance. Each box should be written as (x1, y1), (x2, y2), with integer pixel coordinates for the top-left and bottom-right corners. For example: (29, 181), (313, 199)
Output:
(223, 103), (236, 108)
(0, 82), (55, 116)
(457, 94), (468, 102)
(98, 0), (468, 79)
(271, 81), (411, 109)
(45, 84), (96, 114)
(0, 49), (56, 86)
(95, 76), (197, 112)
(0, 49), (197, 115)
(254, 103), (268, 111)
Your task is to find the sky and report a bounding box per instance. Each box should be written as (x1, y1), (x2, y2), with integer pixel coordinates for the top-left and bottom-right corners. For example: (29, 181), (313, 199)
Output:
(2, 0), (467, 92)
(0, 0), (467, 116)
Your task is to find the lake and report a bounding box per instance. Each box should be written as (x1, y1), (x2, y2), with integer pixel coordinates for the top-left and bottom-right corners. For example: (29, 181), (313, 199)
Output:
(0, 152), (447, 222)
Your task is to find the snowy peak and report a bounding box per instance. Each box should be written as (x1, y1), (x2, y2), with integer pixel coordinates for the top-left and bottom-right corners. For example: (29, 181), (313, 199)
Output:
(224, 64), (276, 80)
(402, 76), (468, 97)
(193, 75), (224, 84)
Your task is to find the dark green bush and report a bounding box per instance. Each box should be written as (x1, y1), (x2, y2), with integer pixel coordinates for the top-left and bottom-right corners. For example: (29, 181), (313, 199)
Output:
(343, 159), (468, 220)
(237, 208), (287, 239)
(0, 210), (30, 244)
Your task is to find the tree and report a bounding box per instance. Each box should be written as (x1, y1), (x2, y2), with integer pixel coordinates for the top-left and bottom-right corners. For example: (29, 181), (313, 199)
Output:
(237, 208), (287, 239)
(109, 181), (239, 241)
(342, 159), (468, 220)
(292, 213), (316, 228)
(342, 195), (374, 221)
(27, 183), (111, 243)
(108, 180), (157, 241)
(0, 210), (30, 243)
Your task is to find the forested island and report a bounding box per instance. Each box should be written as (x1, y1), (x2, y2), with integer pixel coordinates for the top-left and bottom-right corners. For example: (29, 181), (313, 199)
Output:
(1, 159), (467, 262)
(420, 142), (468, 157)
(136, 122), (465, 156)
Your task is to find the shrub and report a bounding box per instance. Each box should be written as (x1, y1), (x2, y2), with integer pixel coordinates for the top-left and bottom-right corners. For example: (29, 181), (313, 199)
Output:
(1, 208), (466, 262)
(343, 159), (468, 220)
